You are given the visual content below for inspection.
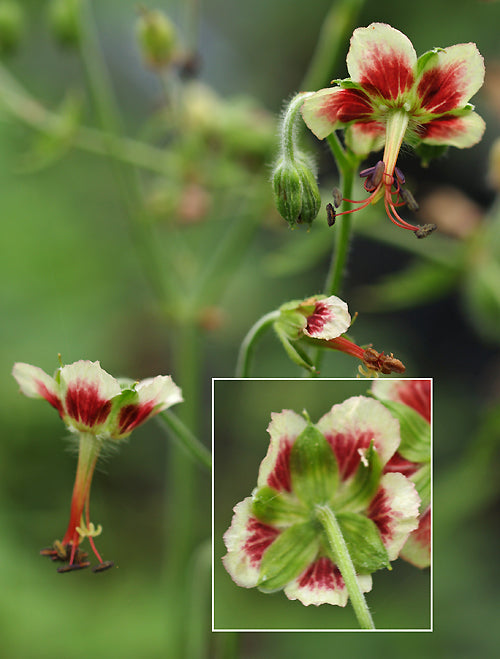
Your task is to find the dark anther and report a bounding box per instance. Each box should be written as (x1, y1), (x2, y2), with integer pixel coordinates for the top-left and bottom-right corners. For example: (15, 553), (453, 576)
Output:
(92, 561), (115, 573)
(394, 167), (405, 186)
(381, 354), (406, 374)
(414, 223), (437, 239)
(57, 562), (91, 573)
(332, 188), (342, 208)
(399, 188), (419, 212)
(326, 203), (336, 227)
(362, 348), (406, 374)
(361, 160), (384, 192)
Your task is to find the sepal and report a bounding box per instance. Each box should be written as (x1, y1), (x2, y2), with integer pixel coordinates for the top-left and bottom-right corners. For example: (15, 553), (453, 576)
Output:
(251, 486), (307, 527)
(257, 521), (320, 592)
(333, 440), (382, 512)
(375, 399), (430, 463)
(335, 511), (390, 573)
(289, 422), (339, 506)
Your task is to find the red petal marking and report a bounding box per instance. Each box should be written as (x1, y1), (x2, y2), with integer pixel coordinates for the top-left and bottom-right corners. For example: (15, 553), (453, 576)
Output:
(297, 556), (344, 591)
(395, 380), (431, 422)
(317, 88), (374, 124)
(323, 430), (374, 480)
(118, 401), (156, 435)
(417, 61), (470, 113)
(384, 452), (419, 477)
(266, 439), (292, 492)
(411, 507), (431, 550)
(368, 485), (401, 544)
(351, 120), (386, 136)
(306, 301), (333, 336)
(359, 47), (414, 100)
(243, 517), (280, 566)
(35, 381), (63, 417)
(65, 380), (112, 428)
(419, 115), (468, 141)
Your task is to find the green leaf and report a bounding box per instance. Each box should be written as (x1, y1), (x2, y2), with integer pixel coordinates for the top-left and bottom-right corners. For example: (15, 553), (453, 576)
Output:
(336, 512), (390, 574)
(334, 441), (382, 512)
(257, 521), (320, 592)
(377, 400), (430, 463)
(251, 485), (307, 526)
(414, 142), (449, 167)
(289, 423), (339, 507)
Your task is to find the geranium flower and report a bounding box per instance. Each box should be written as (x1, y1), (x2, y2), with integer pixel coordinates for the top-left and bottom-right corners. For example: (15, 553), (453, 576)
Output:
(275, 294), (405, 374)
(13, 359), (182, 572)
(222, 397), (420, 608)
(372, 379), (431, 568)
(301, 23), (485, 236)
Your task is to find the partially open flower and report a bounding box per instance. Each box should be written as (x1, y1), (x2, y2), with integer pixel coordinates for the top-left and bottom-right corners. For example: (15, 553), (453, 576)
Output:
(223, 398), (420, 606)
(13, 359), (182, 572)
(275, 295), (405, 375)
(302, 23), (485, 237)
(371, 380), (431, 568)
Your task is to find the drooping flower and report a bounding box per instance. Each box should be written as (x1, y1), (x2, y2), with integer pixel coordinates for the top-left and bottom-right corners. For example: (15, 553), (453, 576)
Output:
(275, 294), (405, 374)
(371, 379), (431, 568)
(301, 23), (485, 236)
(12, 359), (182, 572)
(222, 397), (420, 607)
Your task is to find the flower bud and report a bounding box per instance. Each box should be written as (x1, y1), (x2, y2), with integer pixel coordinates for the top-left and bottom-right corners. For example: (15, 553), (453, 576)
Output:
(136, 7), (177, 70)
(272, 156), (321, 228)
(47, 0), (81, 48)
(0, 1), (24, 56)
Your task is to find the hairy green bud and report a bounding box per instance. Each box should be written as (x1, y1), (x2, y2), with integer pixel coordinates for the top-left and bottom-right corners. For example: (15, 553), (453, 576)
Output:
(272, 156), (321, 228)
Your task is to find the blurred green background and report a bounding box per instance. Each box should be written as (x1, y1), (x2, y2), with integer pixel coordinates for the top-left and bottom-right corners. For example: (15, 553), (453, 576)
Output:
(1, 0), (499, 657)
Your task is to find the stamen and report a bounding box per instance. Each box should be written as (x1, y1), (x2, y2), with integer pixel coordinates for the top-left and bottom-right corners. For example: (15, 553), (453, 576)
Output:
(400, 188), (419, 212)
(326, 203), (336, 227)
(332, 188), (342, 208)
(57, 563), (90, 573)
(92, 561), (115, 573)
(394, 167), (405, 186)
(414, 223), (437, 239)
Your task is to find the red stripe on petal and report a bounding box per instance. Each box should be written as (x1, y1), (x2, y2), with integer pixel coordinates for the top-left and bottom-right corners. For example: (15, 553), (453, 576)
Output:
(323, 430), (374, 480)
(306, 301), (333, 336)
(368, 486), (401, 544)
(266, 439), (293, 492)
(243, 518), (280, 566)
(317, 88), (374, 124)
(118, 401), (156, 435)
(396, 380), (431, 422)
(412, 507), (431, 548)
(65, 381), (112, 428)
(297, 556), (344, 590)
(36, 381), (64, 417)
(383, 451), (419, 476)
(359, 49), (414, 100)
(419, 115), (470, 141)
(418, 62), (470, 113)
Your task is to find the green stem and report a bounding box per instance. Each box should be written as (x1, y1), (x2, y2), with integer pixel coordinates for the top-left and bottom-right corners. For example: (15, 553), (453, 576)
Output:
(315, 504), (375, 630)
(280, 92), (314, 162)
(300, 0), (366, 91)
(185, 540), (212, 659)
(157, 410), (211, 470)
(236, 310), (280, 377)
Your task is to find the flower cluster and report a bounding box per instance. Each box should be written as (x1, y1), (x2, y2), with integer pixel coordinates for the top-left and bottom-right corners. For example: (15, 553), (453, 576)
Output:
(301, 23), (485, 236)
(13, 359), (182, 572)
(275, 294), (405, 375)
(222, 397), (421, 607)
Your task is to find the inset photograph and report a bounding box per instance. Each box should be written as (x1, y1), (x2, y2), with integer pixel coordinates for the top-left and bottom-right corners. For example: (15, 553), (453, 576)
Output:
(213, 378), (431, 631)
